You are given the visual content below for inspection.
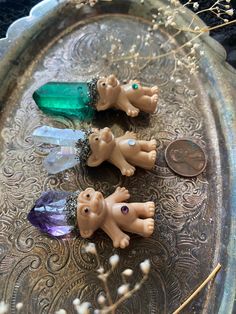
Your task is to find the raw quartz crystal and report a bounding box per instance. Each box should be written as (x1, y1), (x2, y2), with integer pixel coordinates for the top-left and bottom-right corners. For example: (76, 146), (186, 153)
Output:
(33, 126), (85, 174)
(27, 191), (76, 236)
(33, 82), (95, 121)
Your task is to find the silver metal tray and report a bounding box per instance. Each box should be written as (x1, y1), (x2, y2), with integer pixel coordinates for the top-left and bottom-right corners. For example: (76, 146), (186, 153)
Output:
(0, 0), (235, 313)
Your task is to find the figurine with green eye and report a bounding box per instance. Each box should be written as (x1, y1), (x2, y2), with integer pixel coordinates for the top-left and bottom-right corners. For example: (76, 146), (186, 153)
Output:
(33, 74), (159, 120)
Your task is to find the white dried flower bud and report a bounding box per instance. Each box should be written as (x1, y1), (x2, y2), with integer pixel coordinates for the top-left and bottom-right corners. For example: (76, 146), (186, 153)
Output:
(226, 9), (234, 16)
(140, 259), (151, 274)
(110, 44), (117, 53)
(224, 19), (229, 22)
(0, 301), (8, 314)
(97, 267), (104, 274)
(193, 2), (199, 10)
(77, 302), (90, 314)
(193, 43), (200, 49)
(122, 269), (133, 276)
(76, 4), (84, 9)
(194, 26), (200, 30)
(109, 254), (119, 267)
(85, 243), (96, 254)
(55, 309), (67, 314)
(97, 295), (106, 305)
(16, 303), (23, 311)
(153, 24), (158, 30)
(73, 298), (80, 306)
(117, 284), (129, 295)
(226, 0), (231, 2)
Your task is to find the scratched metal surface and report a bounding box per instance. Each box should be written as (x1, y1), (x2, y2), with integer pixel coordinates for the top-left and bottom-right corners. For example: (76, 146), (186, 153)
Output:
(0, 0), (235, 313)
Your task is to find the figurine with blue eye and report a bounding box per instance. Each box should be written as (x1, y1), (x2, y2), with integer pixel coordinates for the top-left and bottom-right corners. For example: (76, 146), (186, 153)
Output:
(33, 126), (157, 176)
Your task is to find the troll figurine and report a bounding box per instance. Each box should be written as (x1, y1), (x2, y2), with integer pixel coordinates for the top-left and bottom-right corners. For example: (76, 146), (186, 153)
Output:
(95, 75), (159, 117)
(33, 126), (157, 176)
(33, 74), (159, 120)
(28, 187), (155, 248)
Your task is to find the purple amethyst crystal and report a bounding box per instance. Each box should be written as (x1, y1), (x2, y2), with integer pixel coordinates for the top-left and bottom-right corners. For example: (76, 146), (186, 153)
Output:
(28, 190), (78, 237)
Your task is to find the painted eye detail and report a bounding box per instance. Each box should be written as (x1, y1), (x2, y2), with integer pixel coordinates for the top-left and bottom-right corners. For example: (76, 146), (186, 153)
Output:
(102, 82), (106, 86)
(83, 208), (90, 214)
(86, 194), (90, 198)
(95, 137), (99, 141)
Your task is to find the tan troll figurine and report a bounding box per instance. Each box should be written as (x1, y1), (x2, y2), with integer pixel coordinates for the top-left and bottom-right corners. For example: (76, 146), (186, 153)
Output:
(87, 127), (157, 176)
(96, 74), (159, 117)
(28, 187), (155, 248)
(33, 126), (157, 176)
(77, 187), (155, 248)
(33, 74), (159, 120)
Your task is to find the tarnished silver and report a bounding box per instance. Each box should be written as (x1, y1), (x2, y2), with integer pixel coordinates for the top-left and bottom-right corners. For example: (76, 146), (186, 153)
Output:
(0, 0), (235, 314)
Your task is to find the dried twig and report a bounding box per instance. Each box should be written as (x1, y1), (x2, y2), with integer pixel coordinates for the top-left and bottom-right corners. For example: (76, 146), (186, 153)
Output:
(172, 263), (222, 314)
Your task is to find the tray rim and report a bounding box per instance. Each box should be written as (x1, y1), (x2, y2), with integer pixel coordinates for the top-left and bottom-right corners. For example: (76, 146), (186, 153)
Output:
(0, 0), (235, 313)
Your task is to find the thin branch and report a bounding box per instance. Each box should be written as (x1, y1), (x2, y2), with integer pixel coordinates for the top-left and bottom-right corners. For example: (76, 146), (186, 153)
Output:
(172, 263), (221, 314)
(177, 18), (236, 33)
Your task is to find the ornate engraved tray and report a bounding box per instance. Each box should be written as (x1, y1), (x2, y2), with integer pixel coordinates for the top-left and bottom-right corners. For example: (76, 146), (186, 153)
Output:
(0, 0), (235, 313)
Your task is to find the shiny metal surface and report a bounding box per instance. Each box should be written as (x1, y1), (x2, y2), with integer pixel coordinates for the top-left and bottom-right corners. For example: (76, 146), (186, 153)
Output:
(0, 0), (235, 313)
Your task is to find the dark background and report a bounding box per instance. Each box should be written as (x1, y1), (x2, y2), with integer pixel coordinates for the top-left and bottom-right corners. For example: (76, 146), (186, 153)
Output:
(0, 0), (235, 68)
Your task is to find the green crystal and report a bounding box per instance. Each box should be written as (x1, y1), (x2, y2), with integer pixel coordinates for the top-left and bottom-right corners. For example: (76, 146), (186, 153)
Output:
(132, 83), (139, 90)
(33, 82), (95, 121)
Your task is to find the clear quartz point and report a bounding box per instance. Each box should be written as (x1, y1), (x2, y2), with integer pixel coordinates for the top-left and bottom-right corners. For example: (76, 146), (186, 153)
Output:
(33, 126), (86, 174)
(44, 147), (79, 174)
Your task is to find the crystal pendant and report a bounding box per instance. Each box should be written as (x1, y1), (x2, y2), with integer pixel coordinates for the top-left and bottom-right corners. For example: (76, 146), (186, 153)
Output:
(33, 126), (86, 174)
(33, 82), (96, 121)
(28, 191), (77, 236)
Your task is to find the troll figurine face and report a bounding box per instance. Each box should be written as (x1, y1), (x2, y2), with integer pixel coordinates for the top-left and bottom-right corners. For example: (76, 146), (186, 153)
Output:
(33, 126), (157, 176)
(28, 187), (155, 249)
(96, 74), (159, 117)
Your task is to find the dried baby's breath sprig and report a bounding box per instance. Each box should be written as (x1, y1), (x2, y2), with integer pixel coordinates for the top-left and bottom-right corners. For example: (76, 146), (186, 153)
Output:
(77, 243), (151, 314)
(106, 0), (235, 77)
